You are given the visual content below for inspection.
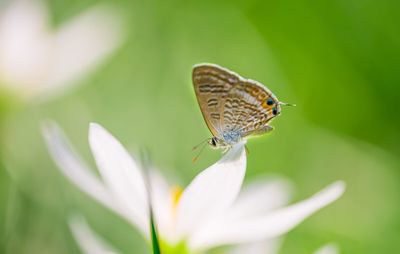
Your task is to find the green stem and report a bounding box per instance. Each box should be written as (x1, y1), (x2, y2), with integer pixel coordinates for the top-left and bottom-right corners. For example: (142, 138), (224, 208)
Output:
(150, 208), (161, 254)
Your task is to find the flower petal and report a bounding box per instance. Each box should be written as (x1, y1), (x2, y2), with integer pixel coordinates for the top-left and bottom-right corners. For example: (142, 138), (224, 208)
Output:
(40, 4), (124, 97)
(175, 142), (247, 240)
(313, 243), (339, 254)
(0, 0), (51, 94)
(227, 177), (292, 219)
(228, 239), (281, 254)
(148, 170), (175, 242)
(88, 123), (149, 234)
(190, 181), (345, 249)
(42, 122), (143, 231)
(42, 122), (115, 209)
(69, 216), (118, 254)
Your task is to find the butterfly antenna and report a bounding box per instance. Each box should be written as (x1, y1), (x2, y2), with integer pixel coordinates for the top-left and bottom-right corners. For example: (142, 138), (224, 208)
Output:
(192, 138), (209, 151)
(279, 102), (296, 107)
(192, 141), (208, 163)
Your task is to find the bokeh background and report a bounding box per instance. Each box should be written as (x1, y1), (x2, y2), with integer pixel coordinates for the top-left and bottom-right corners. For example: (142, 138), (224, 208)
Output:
(1, 0), (400, 253)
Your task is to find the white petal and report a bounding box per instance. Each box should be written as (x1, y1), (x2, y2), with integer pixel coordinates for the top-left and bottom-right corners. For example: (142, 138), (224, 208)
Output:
(313, 243), (339, 254)
(69, 216), (118, 254)
(42, 122), (115, 209)
(88, 123), (149, 234)
(176, 142), (247, 240)
(0, 0), (51, 94)
(229, 239), (281, 254)
(40, 5), (124, 97)
(228, 177), (292, 219)
(148, 170), (175, 241)
(42, 122), (142, 231)
(189, 177), (291, 250)
(190, 181), (345, 249)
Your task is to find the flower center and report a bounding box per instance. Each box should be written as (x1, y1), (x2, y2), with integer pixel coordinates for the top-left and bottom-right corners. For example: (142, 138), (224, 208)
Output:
(171, 185), (183, 213)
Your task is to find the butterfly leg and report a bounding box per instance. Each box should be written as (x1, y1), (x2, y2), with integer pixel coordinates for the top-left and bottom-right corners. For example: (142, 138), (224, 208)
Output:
(244, 125), (274, 137)
(257, 125), (274, 135)
(245, 145), (250, 155)
(221, 147), (230, 154)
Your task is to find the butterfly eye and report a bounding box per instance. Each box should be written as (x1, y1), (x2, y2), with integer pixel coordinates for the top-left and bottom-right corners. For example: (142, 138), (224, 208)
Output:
(266, 98), (274, 106)
(272, 107), (278, 115)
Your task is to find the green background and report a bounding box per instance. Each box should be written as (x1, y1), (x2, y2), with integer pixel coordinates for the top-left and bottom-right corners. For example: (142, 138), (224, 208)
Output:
(1, 0), (399, 253)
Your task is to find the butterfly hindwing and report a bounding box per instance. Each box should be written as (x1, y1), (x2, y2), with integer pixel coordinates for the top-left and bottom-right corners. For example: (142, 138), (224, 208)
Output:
(223, 80), (279, 137)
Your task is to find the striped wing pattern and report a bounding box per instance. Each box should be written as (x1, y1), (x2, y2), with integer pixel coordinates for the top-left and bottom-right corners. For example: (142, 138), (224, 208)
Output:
(193, 64), (279, 139)
(223, 80), (277, 137)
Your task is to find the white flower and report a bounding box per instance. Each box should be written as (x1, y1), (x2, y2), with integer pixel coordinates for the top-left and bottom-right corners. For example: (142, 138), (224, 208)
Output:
(0, 0), (124, 100)
(69, 218), (339, 254)
(43, 122), (345, 253)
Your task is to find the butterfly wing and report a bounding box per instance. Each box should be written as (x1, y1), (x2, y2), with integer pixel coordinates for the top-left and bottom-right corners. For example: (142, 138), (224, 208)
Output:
(222, 79), (280, 138)
(192, 64), (240, 136)
(193, 63), (280, 139)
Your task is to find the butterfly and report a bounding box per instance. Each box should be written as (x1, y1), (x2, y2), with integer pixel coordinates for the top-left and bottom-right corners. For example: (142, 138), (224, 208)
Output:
(192, 63), (294, 154)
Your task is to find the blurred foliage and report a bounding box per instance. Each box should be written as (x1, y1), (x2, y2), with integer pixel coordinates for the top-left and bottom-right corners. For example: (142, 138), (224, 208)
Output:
(1, 0), (400, 253)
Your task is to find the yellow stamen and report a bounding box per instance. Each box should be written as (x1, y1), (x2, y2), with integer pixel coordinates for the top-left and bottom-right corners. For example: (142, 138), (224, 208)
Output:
(170, 186), (183, 215)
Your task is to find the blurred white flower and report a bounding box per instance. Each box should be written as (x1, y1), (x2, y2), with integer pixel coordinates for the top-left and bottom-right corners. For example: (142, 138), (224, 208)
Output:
(69, 216), (117, 254)
(228, 239), (281, 254)
(313, 243), (339, 254)
(0, 0), (124, 100)
(229, 241), (339, 254)
(43, 122), (345, 253)
(69, 218), (339, 254)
